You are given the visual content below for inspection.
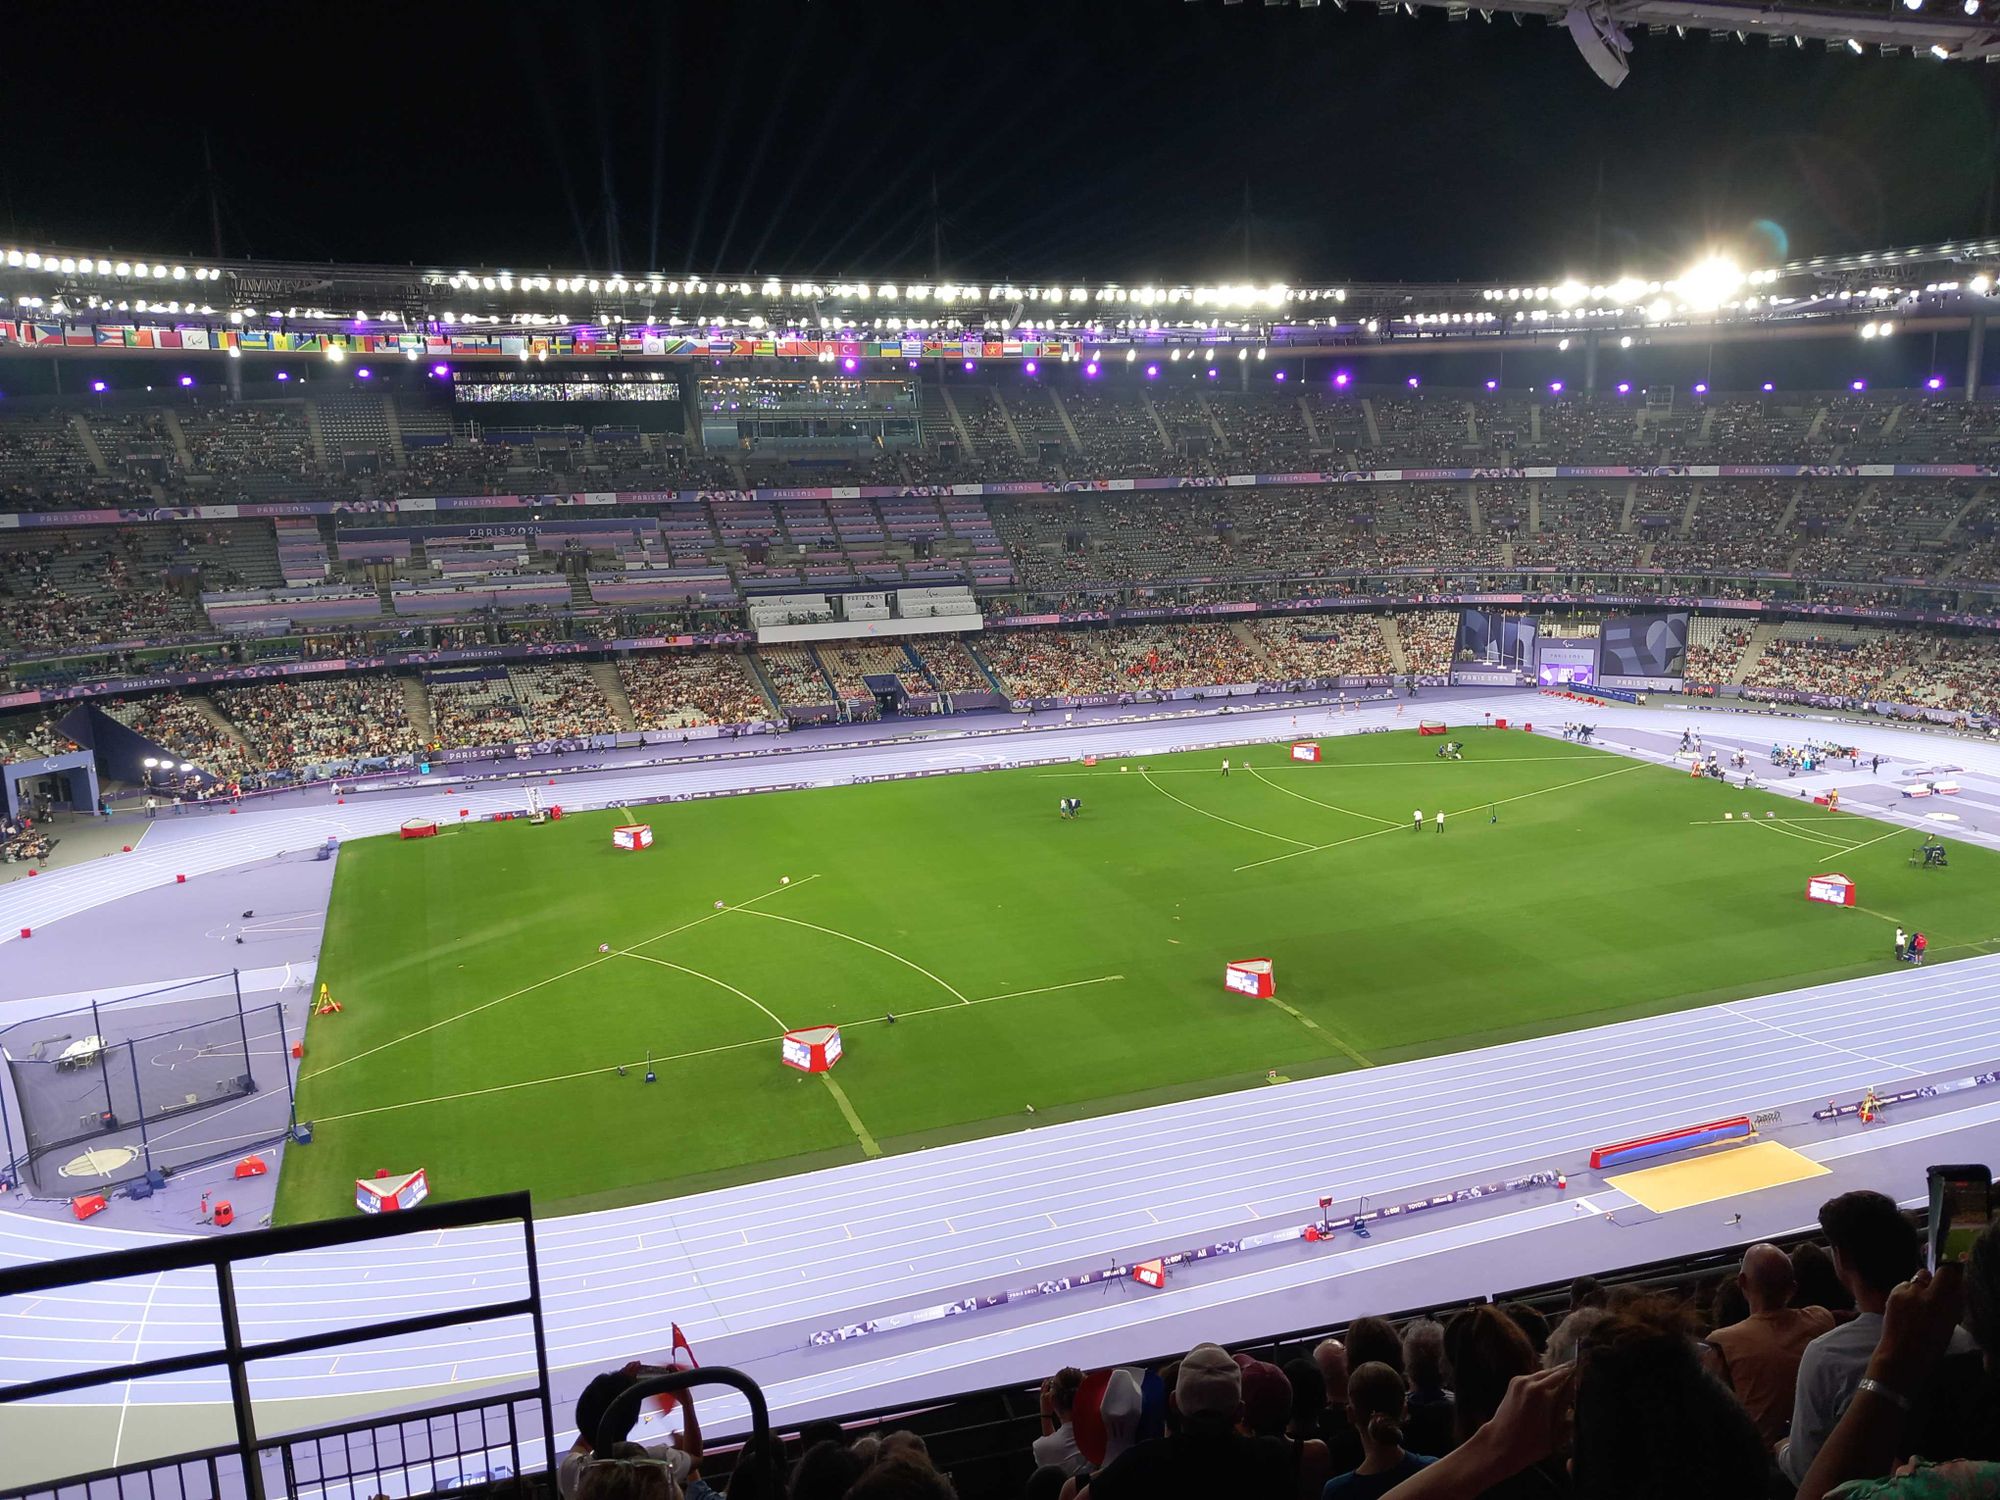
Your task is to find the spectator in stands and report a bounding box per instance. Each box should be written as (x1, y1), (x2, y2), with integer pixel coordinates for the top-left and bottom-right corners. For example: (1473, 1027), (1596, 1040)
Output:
(1780, 1192), (1974, 1486)
(1236, 1354), (1330, 1497)
(1323, 1361), (1435, 1499)
(846, 1457), (957, 1500)
(1084, 1342), (1295, 1500)
(559, 1365), (701, 1499)
(1382, 1301), (1768, 1500)
(575, 1441), (683, 1500)
(1701, 1242), (1836, 1448)
(1441, 1307), (1539, 1452)
(1498, 1307), (1548, 1360)
(1569, 1276), (1607, 1311)
(1346, 1318), (1405, 1378)
(1399, 1319), (1455, 1460)
(1285, 1359), (1338, 1460)
(789, 1440), (863, 1500)
(1793, 1215), (2000, 1498)
(1034, 1367), (1090, 1476)
(1794, 1241), (1857, 1315)
(1541, 1307), (1610, 1372)
(1313, 1340), (1364, 1476)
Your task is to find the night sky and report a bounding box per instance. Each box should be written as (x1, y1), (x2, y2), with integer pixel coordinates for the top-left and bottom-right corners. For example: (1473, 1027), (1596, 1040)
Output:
(5, 0), (1996, 285)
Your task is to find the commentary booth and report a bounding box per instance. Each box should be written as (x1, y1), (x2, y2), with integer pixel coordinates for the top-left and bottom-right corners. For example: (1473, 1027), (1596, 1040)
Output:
(2, 748), (99, 821)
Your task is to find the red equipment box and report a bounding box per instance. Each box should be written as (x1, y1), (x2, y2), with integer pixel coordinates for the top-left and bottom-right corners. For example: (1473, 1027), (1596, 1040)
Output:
(1225, 958), (1275, 998)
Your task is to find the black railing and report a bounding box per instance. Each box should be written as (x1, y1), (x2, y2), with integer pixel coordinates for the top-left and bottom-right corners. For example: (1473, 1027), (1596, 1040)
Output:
(0, 1191), (556, 1500)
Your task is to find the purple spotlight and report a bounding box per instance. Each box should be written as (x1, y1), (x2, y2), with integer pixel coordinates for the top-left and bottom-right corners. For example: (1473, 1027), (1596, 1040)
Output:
(177, 374), (193, 388)
(1406, 376), (1420, 389)
(90, 380), (107, 393)
(908, 359), (919, 370)
(275, 372), (290, 382)
(1084, 361), (1099, 377)
(1274, 370), (1286, 382)
(1024, 360), (1038, 376)
(963, 360), (975, 372)
(1145, 364), (1159, 379)
(1333, 371), (1351, 388)
(1616, 382), (1631, 395)
(356, 367), (372, 380)
(1851, 379), (1867, 391)
(432, 363), (450, 377)
(842, 356), (857, 372)
(1549, 381), (1564, 395)
(1761, 382), (1774, 392)
(1484, 379), (1499, 391)
(1693, 382), (1709, 395)
(1927, 375), (1945, 390)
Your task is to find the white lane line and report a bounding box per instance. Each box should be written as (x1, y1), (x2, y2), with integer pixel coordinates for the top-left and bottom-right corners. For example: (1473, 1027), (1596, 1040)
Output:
(618, 952), (791, 1033)
(1140, 769), (1316, 849)
(732, 908), (971, 1005)
(1245, 766), (1401, 827)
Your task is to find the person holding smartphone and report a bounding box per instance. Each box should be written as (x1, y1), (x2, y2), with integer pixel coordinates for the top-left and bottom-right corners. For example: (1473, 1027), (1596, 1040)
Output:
(1795, 1202), (1999, 1498)
(560, 1361), (703, 1500)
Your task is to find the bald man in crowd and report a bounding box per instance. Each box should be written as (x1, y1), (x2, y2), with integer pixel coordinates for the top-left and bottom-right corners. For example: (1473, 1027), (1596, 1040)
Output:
(1311, 1338), (1363, 1474)
(1700, 1242), (1836, 1448)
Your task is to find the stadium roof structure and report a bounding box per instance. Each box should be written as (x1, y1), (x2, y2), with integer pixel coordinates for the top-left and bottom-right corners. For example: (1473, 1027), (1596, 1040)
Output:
(1215, 0), (2000, 85)
(4, 234), (2000, 363)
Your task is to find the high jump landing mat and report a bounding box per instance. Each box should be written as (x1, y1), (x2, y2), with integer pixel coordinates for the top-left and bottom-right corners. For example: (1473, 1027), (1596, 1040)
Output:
(1606, 1140), (1829, 1213)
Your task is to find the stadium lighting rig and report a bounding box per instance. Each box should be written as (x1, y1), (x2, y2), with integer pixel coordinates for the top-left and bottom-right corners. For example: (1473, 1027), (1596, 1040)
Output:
(4, 234), (2000, 363)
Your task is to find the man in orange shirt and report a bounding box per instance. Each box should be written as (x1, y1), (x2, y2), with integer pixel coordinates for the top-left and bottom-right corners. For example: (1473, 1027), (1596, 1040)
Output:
(1701, 1242), (1835, 1448)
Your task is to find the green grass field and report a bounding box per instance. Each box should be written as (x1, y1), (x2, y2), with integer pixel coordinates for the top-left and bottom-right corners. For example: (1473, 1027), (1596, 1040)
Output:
(271, 730), (2000, 1224)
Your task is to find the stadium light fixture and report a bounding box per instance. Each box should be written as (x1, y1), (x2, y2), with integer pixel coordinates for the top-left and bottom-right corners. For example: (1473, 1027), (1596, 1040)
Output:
(276, 372), (290, 382)
(963, 360), (974, 372)
(1762, 381), (1775, 391)
(1616, 381), (1631, 394)
(1126, 350), (1137, 362)
(1927, 375), (1946, 389)
(1549, 380), (1565, 394)
(1334, 370), (1351, 387)
(1693, 382), (1709, 394)
(356, 367), (372, 379)
(1931, 43), (1952, 56)
(432, 363), (449, 377)
(1207, 367), (1220, 379)
(842, 356), (858, 371)
(1275, 370), (1287, 381)
(90, 380), (106, 393)
(177, 374), (193, 388)
(1406, 375), (1420, 388)
(1024, 360), (1038, 375)
(1145, 364), (1159, 378)
(1852, 378), (1868, 390)
(1084, 361), (1099, 377)
(326, 344), (346, 363)
(1845, 35), (1863, 49)
(179, 763), (194, 775)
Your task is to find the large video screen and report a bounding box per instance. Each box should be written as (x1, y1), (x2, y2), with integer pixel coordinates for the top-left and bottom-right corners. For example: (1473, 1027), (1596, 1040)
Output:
(1599, 612), (1689, 679)
(1456, 609), (1539, 670)
(1536, 639), (1598, 687)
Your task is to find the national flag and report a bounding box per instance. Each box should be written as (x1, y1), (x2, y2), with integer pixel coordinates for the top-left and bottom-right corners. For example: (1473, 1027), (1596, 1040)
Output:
(648, 1323), (702, 1418)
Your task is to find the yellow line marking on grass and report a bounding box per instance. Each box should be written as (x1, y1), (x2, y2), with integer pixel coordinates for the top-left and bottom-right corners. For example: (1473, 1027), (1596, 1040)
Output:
(734, 907), (973, 1003)
(1037, 755), (1602, 778)
(620, 952), (791, 1032)
(309, 976), (1129, 1125)
(1246, 767), (1401, 827)
(311, 1034), (780, 1124)
(299, 875), (813, 1084)
(1232, 760), (1648, 874)
(1752, 818), (1855, 853)
(1264, 996), (1372, 1067)
(821, 1075), (880, 1156)
(1140, 769), (1316, 849)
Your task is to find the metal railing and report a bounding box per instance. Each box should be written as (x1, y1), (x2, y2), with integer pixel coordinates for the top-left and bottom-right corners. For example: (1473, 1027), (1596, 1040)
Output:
(0, 1191), (556, 1500)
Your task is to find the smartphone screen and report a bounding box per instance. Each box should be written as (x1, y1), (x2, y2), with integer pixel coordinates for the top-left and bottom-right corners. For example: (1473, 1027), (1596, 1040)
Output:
(1928, 1165), (1992, 1271)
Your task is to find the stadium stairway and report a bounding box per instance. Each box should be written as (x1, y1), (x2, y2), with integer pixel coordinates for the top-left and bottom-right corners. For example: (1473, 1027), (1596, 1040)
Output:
(400, 674), (435, 744)
(1731, 624), (1778, 686)
(302, 400), (329, 463)
(1046, 387), (1085, 451)
(963, 640), (1007, 695)
(162, 410), (195, 470)
(69, 413), (109, 474)
(192, 695), (254, 759)
(1380, 614), (1411, 675)
(1230, 619), (1276, 674)
(741, 651), (786, 719)
(591, 660), (637, 731)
